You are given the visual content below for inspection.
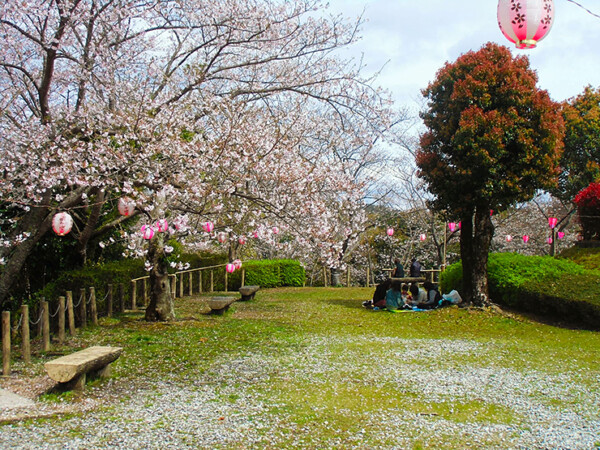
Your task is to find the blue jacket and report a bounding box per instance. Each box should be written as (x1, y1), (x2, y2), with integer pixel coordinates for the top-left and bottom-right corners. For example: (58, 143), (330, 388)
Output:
(385, 289), (402, 311)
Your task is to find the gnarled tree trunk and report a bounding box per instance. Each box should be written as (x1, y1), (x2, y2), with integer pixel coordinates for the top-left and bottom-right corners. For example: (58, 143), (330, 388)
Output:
(145, 234), (175, 322)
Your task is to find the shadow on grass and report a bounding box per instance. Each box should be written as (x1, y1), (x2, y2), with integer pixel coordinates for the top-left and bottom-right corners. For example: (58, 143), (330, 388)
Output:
(325, 298), (367, 310)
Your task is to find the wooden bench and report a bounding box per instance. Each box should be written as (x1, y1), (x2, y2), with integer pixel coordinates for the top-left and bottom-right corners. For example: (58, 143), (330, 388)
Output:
(44, 346), (123, 391)
(206, 296), (236, 314)
(239, 285), (260, 301)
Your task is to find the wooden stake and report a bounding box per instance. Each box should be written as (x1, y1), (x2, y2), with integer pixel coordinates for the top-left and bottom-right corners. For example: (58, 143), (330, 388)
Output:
(21, 305), (30, 364)
(58, 296), (65, 344)
(89, 287), (98, 326)
(79, 288), (87, 327)
(130, 280), (137, 311)
(107, 284), (113, 317)
(66, 291), (75, 335)
(41, 301), (50, 352)
(2, 311), (10, 376)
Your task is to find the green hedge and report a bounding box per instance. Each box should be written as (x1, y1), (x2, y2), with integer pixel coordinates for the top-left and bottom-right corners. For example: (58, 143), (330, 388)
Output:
(230, 259), (305, 289)
(440, 252), (600, 330)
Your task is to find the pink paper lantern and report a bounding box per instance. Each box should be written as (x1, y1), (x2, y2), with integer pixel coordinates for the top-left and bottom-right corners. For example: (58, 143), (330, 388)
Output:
(419, 233), (427, 241)
(141, 225), (154, 240)
(557, 231), (565, 239)
(52, 212), (73, 236)
(490, 210), (494, 216)
(458, 222), (462, 230)
(155, 219), (168, 232)
(272, 226), (279, 234)
(497, 0), (555, 49)
(253, 231), (259, 239)
(505, 235), (513, 242)
(548, 217), (558, 229)
(523, 235), (530, 243)
(233, 259), (242, 270)
(226, 263), (235, 273)
(448, 222), (457, 232)
(202, 221), (214, 233)
(547, 237), (553, 244)
(386, 227), (394, 236)
(238, 236), (246, 245)
(217, 232), (227, 243)
(117, 197), (136, 217)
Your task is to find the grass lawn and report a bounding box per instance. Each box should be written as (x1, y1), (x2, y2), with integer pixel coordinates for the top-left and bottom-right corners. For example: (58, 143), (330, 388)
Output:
(2, 287), (600, 449)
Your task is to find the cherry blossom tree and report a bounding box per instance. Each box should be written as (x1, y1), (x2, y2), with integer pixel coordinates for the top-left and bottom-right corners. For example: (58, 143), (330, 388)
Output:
(0, 0), (396, 317)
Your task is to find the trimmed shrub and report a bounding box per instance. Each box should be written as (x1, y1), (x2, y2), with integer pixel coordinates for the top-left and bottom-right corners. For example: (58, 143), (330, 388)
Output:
(440, 252), (600, 329)
(231, 259), (305, 289)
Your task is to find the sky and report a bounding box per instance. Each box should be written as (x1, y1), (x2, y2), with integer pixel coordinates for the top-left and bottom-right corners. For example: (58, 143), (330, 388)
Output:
(326, 0), (600, 113)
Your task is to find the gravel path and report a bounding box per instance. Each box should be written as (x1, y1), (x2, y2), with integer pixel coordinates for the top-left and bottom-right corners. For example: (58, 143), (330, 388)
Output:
(1, 335), (599, 449)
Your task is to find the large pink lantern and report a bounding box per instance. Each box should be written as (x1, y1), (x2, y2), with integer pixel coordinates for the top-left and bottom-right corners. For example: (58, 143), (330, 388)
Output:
(233, 259), (242, 270)
(547, 237), (553, 244)
(505, 235), (513, 242)
(238, 236), (246, 245)
(52, 212), (73, 236)
(386, 227), (394, 237)
(141, 225), (154, 240)
(557, 231), (565, 239)
(217, 232), (227, 244)
(497, 0), (555, 49)
(448, 222), (457, 232)
(202, 221), (214, 233)
(419, 233), (427, 241)
(548, 217), (558, 229)
(226, 263), (235, 274)
(117, 197), (136, 217)
(523, 235), (530, 243)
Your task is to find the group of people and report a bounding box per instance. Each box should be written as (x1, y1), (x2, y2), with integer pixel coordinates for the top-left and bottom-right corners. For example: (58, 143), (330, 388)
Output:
(362, 258), (461, 311)
(391, 258), (421, 279)
(362, 279), (442, 311)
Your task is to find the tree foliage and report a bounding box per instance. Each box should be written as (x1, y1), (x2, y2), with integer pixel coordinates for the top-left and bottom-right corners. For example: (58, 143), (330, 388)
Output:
(574, 182), (600, 240)
(416, 42), (564, 305)
(556, 86), (600, 202)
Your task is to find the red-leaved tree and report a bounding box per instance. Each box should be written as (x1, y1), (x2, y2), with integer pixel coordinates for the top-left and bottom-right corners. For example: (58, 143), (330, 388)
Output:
(574, 182), (600, 240)
(417, 43), (564, 306)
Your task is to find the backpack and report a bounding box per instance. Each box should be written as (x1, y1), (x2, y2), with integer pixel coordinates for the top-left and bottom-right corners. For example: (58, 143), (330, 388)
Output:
(429, 288), (442, 304)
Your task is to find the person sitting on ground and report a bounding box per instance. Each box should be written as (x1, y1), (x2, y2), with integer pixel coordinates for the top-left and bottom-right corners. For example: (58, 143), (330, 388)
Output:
(384, 280), (403, 311)
(409, 283), (427, 308)
(401, 283), (414, 308)
(363, 278), (392, 308)
(392, 258), (405, 278)
(416, 281), (441, 309)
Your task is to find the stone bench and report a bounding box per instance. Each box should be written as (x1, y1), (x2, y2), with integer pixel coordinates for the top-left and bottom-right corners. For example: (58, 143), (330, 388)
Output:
(239, 285), (260, 301)
(44, 346), (123, 391)
(207, 296), (237, 314)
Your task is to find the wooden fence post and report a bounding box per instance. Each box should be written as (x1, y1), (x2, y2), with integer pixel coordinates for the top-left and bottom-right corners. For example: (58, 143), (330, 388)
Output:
(189, 272), (193, 296)
(224, 270), (228, 292)
(198, 271), (203, 293)
(66, 291), (75, 335)
(21, 305), (30, 364)
(79, 288), (87, 327)
(179, 274), (184, 298)
(41, 300), (50, 352)
(347, 267), (351, 287)
(170, 275), (176, 299)
(241, 268), (245, 287)
(107, 284), (113, 317)
(323, 267), (327, 287)
(210, 270), (214, 292)
(366, 267), (370, 288)
(118, 283), (125, 313)
(2, 311), (10, 376)
(130, 280), (137, 311)
(89, 287), (98, 326)
(58, 296), (65, 344)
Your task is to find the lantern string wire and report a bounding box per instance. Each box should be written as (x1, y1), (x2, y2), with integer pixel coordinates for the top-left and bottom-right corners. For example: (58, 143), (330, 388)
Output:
(565, 0), (600, 20)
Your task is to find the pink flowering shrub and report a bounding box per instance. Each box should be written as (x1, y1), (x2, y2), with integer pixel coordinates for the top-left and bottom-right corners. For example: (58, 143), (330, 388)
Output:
(574, 182), (600, 240)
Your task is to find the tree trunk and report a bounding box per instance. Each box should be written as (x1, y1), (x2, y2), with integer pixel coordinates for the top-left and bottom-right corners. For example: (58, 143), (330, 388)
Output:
(460, 207), (494, 306)
(145, 235), (175, 322)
